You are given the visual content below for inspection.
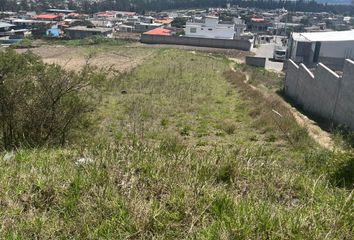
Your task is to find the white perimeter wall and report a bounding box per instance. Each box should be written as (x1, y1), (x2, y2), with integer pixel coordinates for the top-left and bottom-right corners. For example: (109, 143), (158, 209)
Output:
(284, 59), (354, 129)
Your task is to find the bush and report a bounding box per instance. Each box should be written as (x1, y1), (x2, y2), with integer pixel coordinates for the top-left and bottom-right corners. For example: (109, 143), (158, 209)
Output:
(0, 49), (99, 149)
(11, 38), (33, 49)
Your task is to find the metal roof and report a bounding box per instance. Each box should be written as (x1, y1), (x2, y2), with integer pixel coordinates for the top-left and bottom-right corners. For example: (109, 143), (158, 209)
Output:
(0, 21), (15, 28)
(292, 30), (354, 42)
(65, 26), (112, 33)
(33, 14), (59, 20)
(46, 9), (76, 13)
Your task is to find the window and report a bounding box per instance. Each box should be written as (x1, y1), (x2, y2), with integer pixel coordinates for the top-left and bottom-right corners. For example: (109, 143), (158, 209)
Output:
(190, 27), (197, 33)
(275, 51), (286, 56)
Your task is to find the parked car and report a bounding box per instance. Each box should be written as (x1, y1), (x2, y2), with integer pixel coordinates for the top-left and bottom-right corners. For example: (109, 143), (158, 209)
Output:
(273, 46), (286, 61)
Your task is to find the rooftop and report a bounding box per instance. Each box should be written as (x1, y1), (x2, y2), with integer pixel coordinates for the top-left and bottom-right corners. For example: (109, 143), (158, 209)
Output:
(251, 18), (265, 22)
(96, 12), (114, 17)
(65, 26), (112, 33)
(155, 18), (173, 25)
(0, 22), (15, 28)
(292, 30), (354, 42)
(143, 27), (171, 36)
(46, 9), (76, 13)
(33, 14), (60, 20)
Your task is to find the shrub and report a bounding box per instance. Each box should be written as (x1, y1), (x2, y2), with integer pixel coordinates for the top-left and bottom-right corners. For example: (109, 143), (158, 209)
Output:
(218, 120), (237, 135)
(0, 49), (99, 149)
(11, 38), (33, 49)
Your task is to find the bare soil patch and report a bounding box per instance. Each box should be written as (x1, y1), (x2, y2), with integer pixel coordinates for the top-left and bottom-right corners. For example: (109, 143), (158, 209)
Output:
(16, 44), (156, 72)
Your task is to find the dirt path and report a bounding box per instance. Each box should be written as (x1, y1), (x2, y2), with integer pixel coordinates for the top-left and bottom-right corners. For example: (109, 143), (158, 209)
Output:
(228, 59), (334, 150)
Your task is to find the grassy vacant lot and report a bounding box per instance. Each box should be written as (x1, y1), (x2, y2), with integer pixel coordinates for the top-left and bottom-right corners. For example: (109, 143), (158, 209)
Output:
(0, 48), (353, 239)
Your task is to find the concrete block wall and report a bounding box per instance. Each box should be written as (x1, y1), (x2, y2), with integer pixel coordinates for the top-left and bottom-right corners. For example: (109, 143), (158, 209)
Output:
(284, 59), (354, 129)
(313, 63), (341, 119)
(245, 56), (266, 67)
(284, 60), (299, 100)
(296, 64), (315, 111)
(319, 56), (346, 71)
(140, 35), (252, 51)
(333, 59), (354, 129)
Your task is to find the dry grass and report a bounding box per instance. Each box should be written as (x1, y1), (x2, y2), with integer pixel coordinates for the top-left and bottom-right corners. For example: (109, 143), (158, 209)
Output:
(16, 43), (158, 72)
(224, 70), (312, 149)
(0, 48), (353, 239)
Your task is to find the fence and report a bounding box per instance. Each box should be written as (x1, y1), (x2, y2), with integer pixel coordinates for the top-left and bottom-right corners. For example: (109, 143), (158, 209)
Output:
(140, 34), (252, 51)
(284, 59), (354, 129)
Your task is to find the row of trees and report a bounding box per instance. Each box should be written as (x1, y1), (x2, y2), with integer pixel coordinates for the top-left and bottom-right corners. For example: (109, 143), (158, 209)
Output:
(0, 0), (353, 15)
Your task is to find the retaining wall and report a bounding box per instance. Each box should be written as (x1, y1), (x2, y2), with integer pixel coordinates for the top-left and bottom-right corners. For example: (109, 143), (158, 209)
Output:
(333, 59), (354, 129)
(140, 34), (252, 51)
(284, 59), (354, 129)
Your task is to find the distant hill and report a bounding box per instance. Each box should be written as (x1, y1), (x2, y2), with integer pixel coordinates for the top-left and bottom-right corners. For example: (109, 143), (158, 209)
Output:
(316, 0), (351, 4)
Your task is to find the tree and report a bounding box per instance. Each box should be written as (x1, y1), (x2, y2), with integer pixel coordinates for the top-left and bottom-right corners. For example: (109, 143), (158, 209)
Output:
(171, 17), (188, 28)
(0, 49), (99, 149)
(20, 0), (29, 11)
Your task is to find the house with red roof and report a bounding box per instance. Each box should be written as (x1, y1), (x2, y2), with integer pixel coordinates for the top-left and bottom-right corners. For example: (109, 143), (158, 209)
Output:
(33, 14), (62, 21)
(143, 28), (172, 36)
(95, 11), (115, 18)
(247, 17), (271, 33)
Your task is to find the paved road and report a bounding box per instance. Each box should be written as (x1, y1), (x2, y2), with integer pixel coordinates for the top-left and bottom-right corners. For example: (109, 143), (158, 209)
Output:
(252, 37), (285, 72)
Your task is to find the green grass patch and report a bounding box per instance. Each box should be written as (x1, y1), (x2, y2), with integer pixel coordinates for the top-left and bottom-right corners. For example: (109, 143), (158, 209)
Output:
(46, 36), (129, 47)
(235, 63), (284, 91)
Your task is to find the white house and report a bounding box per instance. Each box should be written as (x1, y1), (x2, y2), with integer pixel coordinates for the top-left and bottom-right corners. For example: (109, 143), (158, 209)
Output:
(288, 30), (354, 70)
(185, 16), (245, 40)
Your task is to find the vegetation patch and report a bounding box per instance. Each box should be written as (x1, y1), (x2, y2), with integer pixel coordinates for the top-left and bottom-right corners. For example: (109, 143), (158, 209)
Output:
(0, 48), (353, 239)
(235, 63), (284, 91)
(46, 36), (130, 47)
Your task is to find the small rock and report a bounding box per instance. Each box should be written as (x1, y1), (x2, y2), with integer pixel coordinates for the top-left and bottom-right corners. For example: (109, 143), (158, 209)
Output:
(291, 198), (300, 207)
(3, 151), (14, 162)
(75, 157), (94, 165)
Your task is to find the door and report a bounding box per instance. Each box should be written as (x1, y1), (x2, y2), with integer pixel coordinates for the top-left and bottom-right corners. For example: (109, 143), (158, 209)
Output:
(313, 41), (321, 63)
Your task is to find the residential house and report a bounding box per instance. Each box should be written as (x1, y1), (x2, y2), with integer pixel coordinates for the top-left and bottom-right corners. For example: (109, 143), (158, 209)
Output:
(133, 22), (162, 33)
(154, 18), (173, 27)
(247, 17), (272, 33)
(0, 21), (15, 36)
(0, 21), (28, 44)
(33, 14), (62, 21)
(143, 27), (172, 36)
(65, 26), (113, 39)
(46, 25), (60, 37)
(118, 24), (134, 32)
(185, 16), (245, 40)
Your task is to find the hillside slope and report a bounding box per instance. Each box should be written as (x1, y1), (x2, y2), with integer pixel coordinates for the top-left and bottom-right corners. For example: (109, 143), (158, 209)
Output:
(0, 48), (353, 239)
